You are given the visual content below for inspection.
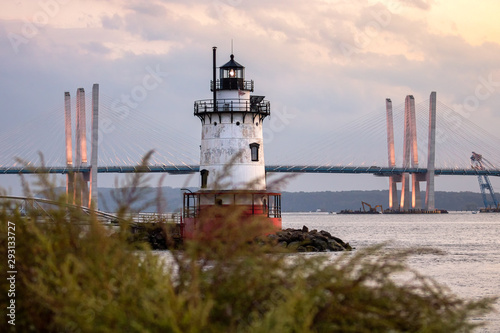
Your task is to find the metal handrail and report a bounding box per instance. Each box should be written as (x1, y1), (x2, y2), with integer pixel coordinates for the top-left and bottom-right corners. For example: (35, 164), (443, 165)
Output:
(194, 98), (270, 115)
(210, 79), (254, 91)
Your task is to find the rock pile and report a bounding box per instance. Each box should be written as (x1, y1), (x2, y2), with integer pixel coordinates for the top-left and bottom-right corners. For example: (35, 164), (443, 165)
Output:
(128, 223), (352, 253)
(128, 223), (182, 250)
(269, 225), (352, 252)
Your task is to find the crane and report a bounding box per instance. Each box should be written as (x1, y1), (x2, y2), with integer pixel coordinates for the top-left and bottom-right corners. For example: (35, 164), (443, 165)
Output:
(470, 152), (499, 209)
(361, 201), (383, 213)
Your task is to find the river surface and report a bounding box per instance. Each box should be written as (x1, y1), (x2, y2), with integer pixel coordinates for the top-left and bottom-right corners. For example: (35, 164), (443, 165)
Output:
(282, 211), (500, 332)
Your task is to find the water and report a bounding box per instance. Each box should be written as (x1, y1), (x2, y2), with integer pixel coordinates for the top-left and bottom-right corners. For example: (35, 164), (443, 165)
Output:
(283, 211), (500, 332)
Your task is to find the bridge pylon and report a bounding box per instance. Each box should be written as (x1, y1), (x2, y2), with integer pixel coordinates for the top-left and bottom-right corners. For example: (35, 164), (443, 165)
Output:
(89, 84), (99, 210)
(386, 93), (437, 212)
(385, 98), (398, 210)
(64, 92), (74, 200)
(64, 84), (99, 209)
(75, 87), (88, 207)
(425, 92), (437, 210)
(408, 95), (422, 210)
(399, 96), (419, 211)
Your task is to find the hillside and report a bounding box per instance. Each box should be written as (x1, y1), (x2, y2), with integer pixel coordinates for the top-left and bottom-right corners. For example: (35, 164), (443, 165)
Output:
(281, 190), (493, 212)
(93, 187), (495, 213)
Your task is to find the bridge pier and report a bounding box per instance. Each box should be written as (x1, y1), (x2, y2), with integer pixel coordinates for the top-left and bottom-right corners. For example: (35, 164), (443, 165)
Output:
(408, 95), (422, 210)
(400, 96), (412, 210)
(385, 98), (398, 210)
(75, 88), (89, 207)
(387, 93), (437, 212)
(425, 92), (437, 210)
(64, 92), (74, 201)
(388, 95), (424, 211)
(64, 86), (99, 209)
(89, 84), (99, 209)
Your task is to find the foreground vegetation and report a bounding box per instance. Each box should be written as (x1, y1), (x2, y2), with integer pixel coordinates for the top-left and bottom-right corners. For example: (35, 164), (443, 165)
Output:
(0, 172), (496, 332)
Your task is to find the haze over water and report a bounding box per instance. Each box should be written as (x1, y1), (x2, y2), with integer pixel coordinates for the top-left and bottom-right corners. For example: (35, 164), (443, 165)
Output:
(283, 212), (500, 332)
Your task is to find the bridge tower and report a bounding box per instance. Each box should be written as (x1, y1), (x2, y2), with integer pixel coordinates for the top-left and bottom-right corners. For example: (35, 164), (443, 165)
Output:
(64, 84), (99, 209)
(64, 92), (74, 199)
(75, 88), (89, 207)
(182, 47), (282, 238)
(401, 95), (422, 211)
(408, 95), (422, 210)
(425, 91), (437, 210)
(385, 98), (398, 210)
(89, 84), (99, 209)
(386, 93), (436, 212)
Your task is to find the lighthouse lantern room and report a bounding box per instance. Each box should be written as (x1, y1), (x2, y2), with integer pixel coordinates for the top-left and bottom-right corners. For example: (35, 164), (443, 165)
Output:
(182, 47), (282, 238)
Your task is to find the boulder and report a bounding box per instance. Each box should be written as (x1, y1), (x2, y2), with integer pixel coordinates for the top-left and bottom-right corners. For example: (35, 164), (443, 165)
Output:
(270, 225), (352, 252)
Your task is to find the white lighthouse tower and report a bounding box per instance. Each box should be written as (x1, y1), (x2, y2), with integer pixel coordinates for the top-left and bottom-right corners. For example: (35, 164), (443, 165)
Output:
(182, 47), (281, 238)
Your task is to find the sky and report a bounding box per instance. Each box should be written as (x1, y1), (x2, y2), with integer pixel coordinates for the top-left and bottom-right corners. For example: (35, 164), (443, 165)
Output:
(1, 0), (500, 195)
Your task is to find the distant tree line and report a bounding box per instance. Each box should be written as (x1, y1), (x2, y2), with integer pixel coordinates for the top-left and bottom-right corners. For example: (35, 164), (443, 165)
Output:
(91, 187), (496, 213)
(281, 190), (497, 212)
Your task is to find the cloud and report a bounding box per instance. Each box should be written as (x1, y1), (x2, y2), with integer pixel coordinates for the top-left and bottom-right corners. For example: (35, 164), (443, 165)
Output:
(127, 2), (166, 17)
(101, 14), (124, 30)
(1, 0), (500, 192)
(83, 41), (112, 55)
(396, 0), (434, 10)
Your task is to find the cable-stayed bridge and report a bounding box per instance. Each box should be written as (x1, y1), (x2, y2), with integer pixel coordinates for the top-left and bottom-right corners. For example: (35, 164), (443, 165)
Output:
(2, 165), (500, 177)
(1, 87), (500, 211)
(1, 92), (499, 173)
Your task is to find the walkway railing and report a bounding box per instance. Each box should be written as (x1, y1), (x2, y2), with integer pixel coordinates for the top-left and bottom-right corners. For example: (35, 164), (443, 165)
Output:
(210, 79), (254, 91)
(194, 98), (270, 115)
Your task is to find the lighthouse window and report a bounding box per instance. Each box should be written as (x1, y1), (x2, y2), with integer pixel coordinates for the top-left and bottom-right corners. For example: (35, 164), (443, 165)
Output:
(249, 143), (260, 162)
(200, 169), (209, 188)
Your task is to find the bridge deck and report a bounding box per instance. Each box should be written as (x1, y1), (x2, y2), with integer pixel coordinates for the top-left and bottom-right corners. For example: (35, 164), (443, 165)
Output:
(1, 165), (499, 176)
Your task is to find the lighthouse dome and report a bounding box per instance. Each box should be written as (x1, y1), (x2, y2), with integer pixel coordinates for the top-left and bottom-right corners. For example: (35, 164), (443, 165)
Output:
(219, 54), (248, 91)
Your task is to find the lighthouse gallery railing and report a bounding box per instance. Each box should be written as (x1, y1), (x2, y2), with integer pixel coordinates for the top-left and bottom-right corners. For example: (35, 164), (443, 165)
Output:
(194, 98), (270, 116)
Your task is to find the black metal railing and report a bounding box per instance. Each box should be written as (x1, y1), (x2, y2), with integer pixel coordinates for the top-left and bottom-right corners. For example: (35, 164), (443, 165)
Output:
(182, 192), (281, 219)
(194, 98), (270, 116)
(183, 193), (199, 218)
(268, 193), (282, 218)
(210, 79), (254, 92)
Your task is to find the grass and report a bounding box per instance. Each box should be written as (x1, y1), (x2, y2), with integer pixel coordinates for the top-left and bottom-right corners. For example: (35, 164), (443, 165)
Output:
(0, 167), (496, 332)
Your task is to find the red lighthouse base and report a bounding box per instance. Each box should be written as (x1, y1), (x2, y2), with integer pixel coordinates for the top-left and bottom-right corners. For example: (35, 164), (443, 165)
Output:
(181, 191), (282, 239)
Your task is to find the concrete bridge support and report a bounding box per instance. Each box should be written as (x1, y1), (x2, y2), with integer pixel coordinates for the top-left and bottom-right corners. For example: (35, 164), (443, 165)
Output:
(89, 84), (99, 209)
(387, 93), (435, 211)
(64, 86), (99, 209)
(408, 95), (422, 210)
(75, 88), (89, 207)
(400, 96), (412, 210)
(385, 98), (398, 210)
(399, 95), (422, 211)
(425, 91), (437, 210)
(64, 92), (74, 201)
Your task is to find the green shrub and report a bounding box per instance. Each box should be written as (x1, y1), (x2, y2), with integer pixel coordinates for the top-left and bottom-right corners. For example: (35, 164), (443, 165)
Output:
(0, 171), (495, 332)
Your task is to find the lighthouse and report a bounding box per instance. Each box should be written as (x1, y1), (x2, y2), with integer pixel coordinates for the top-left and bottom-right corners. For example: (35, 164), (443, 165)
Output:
(182, 47), (282, 238)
